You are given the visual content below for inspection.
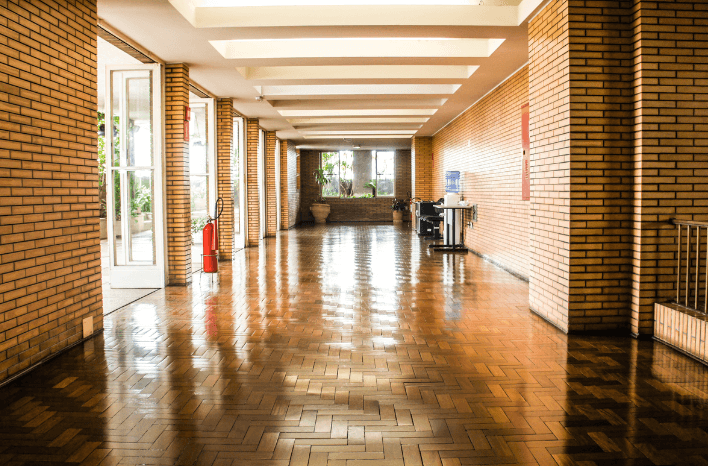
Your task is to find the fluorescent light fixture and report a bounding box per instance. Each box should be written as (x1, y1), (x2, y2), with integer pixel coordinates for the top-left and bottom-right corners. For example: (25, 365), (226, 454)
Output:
(211, 38), (504, 59)
(236, 65), (478, 81)
(261, 84), (461, 96)
(277, 109), (438, 117)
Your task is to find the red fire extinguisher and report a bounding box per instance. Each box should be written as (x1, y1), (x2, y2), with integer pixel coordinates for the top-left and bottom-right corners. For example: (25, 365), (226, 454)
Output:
(202, 198), (224, 274)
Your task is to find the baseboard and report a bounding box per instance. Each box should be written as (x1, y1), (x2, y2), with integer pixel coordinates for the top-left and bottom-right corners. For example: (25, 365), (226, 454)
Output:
(467, 248), (529, 283)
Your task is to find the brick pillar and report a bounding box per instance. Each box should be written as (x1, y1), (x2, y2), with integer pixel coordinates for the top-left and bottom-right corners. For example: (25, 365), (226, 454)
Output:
(529, 0), (640, 333)
(216, 99), (234, 259)
(630, 1), (708, 336)
(265, 131), (277, 237)
(280, 140), (289, 230)
(165, 64), (192, 285)
(246, 119), (260, 246)
(411, 136), (432, 200)
(0, 0), (103, 383)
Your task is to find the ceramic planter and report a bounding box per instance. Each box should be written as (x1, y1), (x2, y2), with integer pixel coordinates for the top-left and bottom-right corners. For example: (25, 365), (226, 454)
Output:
(310, 203), (331, 224)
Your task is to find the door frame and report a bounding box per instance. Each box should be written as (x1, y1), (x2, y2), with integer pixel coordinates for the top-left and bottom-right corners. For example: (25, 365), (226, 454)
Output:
(105, 63), (166, 289)
(275, 138), (281, 232)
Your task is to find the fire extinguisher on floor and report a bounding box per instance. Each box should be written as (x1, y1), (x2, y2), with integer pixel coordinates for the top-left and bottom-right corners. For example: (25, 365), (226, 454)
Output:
(202, 198), (224, 274)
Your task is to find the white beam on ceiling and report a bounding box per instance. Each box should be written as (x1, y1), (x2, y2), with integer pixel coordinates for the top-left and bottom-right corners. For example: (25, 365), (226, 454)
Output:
(211, 38), (504, 60)
(260, 84), (461, 97)
(276, 109), (438, 117)
(236, 65), (478, 81)
(169, 2), (523, 27)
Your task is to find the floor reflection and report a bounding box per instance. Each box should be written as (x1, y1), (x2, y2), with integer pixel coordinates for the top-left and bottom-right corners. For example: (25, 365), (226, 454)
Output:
(1, 224), (708, 465)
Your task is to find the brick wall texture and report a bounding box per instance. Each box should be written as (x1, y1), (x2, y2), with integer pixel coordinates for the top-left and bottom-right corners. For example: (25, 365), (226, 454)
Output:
(280, 139), (289, 230)
(411, 137), (432, 200)
(265, 131), (276, 237)
(245, 119), (259, 246)
(523, 0), (707, 334)
(286, 141), (300, 228)
(432, 67), (531, 280)
(300, 150), (412, 223)
(630, 1), (708, 335)
(216, 98), (234, 259)
(0, 0), (102, 383)
(165, 64), (192, 285)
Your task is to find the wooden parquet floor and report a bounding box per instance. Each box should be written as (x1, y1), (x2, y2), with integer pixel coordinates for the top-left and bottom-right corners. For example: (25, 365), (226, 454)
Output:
(2, 224), (708, 465)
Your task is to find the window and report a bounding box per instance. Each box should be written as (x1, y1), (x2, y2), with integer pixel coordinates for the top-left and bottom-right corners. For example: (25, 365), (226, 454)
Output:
(321, 150), (395, 198)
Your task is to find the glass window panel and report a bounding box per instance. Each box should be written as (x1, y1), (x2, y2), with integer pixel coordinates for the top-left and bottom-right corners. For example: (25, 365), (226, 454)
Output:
(111, 73), (122, 167)
(190, 104), (208, 174)
(353, 150), (374, 198)
(126, 75), (152, 166)
(375, 151), (395, 197)
(321, 152), (339, 197)
(127, 170), (155, 264)
(113, 171), (123, 266)
(339, 151), (353, 197)
(232, 119), (241, 234)
(191, 175), (209, 221)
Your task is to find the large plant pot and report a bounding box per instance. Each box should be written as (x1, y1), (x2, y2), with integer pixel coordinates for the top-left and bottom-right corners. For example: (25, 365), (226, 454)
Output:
(310, 203), (330, 224)
(392, 210), (403, 224)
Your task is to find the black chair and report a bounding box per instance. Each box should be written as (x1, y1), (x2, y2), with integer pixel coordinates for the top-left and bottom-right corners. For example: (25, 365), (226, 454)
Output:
(421, 213), (443, 240)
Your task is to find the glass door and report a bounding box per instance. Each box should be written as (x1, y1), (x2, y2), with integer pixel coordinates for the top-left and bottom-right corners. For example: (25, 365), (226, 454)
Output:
(106, 65), (165, 288)
(189, 97), (216, 271)
(233, 117), (246, 250)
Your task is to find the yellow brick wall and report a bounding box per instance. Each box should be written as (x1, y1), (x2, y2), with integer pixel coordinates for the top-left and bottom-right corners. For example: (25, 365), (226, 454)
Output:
(216, 98), (234, 259)
(0, 0), (102, 382)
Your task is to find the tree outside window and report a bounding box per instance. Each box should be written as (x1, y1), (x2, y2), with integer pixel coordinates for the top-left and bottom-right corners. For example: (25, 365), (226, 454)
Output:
(321, 150), (395, 198)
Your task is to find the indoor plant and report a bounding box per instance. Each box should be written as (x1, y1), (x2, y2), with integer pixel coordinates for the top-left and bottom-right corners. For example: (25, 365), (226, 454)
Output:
(311, 168), (331, 224)
(391, 198), (408, 224)
(364, 179), (377, 197)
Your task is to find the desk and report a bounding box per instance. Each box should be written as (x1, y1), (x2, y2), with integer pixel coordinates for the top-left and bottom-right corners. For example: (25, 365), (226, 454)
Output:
(430, 205), (473, 251)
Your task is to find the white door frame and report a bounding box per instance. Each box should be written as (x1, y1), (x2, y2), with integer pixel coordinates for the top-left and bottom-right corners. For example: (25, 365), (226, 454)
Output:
(105, 64), (165, 289)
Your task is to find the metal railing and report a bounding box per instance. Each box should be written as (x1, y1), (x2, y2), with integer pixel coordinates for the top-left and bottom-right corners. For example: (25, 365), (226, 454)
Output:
(673, 219), (708, 312)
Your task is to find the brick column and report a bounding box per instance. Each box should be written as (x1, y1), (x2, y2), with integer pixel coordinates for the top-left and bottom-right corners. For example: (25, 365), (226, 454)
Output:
(411, 136), (432, 200)
(216, 99), (234, 259)
(246, 119), (260, 246)
(165, 64), (192, 285)
(265, 131), (277, 237)
(0, 0), (102, 383)
(280, 140), (289, 230)
(286, 142), (300, 228)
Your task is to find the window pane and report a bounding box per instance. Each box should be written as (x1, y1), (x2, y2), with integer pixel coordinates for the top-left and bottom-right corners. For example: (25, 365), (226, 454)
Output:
(376, 151), (395, 197)
(191, 175), (209, 220)
(353, 150), (375, 198)
(190, 104), (208, 174)
(339, 151), (353, 197)
(126, 75), (153, 167)
(127, 170), (155, 264)
(321, 152), (339, 197)
(232, 119), (240, 234)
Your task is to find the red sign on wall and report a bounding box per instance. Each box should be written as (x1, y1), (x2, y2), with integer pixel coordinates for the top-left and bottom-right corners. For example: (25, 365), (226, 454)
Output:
(521, 103), (530, 201)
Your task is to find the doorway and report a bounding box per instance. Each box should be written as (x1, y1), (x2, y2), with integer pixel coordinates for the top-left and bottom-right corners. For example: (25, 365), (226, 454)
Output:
(189, 96), (217, 272)
(97, 37), (161, 313)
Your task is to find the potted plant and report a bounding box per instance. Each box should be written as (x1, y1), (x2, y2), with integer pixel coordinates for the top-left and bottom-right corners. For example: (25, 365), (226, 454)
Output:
(364, 179), (377, 197)
(391, 198), (408, 224)
(311, 168), (331, 224)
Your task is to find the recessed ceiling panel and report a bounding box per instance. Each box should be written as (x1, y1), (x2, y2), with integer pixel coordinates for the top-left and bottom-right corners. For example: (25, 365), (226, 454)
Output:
(211, 38), (504, 60)
(236, 65), (478, 81)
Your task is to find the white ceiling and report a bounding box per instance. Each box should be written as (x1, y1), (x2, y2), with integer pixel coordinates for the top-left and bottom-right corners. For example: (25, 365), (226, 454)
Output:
(97, 0), (546, 150)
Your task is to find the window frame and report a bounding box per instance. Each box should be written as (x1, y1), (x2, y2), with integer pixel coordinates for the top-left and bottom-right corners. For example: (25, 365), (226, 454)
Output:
(320, 150), (396, 199)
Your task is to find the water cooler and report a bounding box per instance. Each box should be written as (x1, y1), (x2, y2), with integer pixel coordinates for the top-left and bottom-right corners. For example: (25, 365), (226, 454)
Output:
(443, 193), (462, 245)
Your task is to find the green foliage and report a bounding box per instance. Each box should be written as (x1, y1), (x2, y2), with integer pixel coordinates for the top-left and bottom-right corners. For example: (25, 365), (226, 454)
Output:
(191, 216), (210, 234)
(131, 183), (152, 217)
(363, 179), (377, 189)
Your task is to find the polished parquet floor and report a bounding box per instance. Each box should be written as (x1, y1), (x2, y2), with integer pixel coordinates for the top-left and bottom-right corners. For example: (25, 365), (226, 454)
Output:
(2, 224), (708, 466)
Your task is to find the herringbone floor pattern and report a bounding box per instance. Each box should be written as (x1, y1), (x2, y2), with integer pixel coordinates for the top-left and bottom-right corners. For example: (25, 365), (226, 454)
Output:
(2, 224), (708, 465)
